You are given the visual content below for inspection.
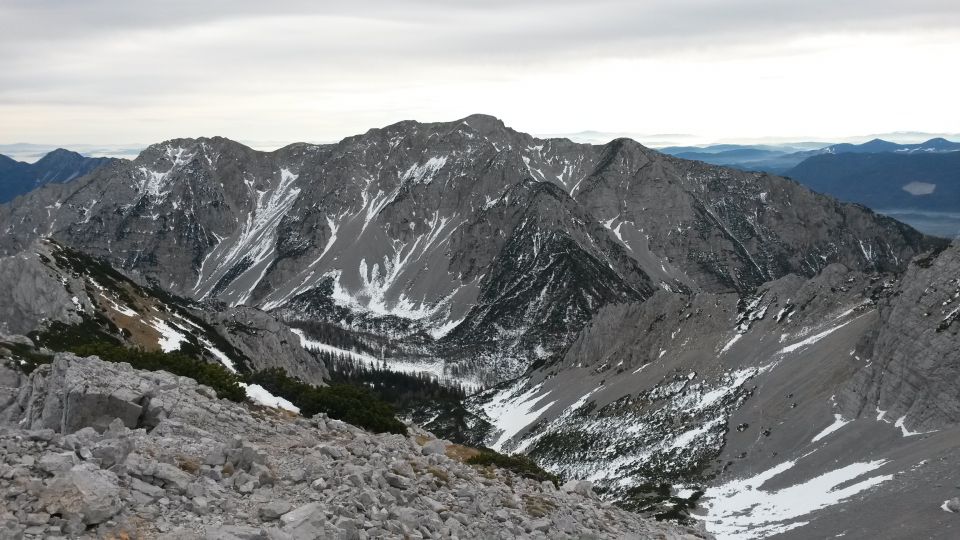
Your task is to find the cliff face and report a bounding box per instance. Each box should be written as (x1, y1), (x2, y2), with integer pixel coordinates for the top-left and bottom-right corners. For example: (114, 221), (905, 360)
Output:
(841, 242), (960, 431)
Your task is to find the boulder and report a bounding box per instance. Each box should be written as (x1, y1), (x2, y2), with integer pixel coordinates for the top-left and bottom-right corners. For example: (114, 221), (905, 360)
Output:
(561, 479), (595, 498)
(947, 497), (960, 513)
(260, 500), (293, 521)
(421, 439), (449, 456)
(40, 463), (121, 524)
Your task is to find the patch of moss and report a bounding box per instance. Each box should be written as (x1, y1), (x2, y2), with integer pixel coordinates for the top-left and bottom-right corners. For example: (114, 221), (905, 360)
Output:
(466, 449), (559, 486)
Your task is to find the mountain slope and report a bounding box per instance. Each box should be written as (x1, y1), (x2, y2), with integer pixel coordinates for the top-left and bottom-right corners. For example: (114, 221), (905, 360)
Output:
(0, 238), (327, 385)
(458, 242), (960, 538)
(0, 115), (942, 385)
(0, 148), (117, 203)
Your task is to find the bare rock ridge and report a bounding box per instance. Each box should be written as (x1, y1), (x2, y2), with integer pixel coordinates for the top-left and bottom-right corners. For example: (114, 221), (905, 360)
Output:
(0, 352), (707, 539)
(0, 114), (940, 385)
(0, 238), (328, 386)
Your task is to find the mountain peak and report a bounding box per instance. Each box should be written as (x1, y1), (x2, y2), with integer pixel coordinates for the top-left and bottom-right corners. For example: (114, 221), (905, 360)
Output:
(458, 113), (509, 134)
(34, 148), (84, 165)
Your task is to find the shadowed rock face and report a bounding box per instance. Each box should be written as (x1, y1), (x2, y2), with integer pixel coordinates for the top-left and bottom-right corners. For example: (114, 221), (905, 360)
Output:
(0, 115), (940, 384)
(841, 242), (960, 431)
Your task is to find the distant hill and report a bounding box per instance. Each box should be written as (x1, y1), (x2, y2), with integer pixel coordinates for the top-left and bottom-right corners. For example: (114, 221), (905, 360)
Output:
(785, 151), (960, 237)
(0, 149), (118, 203)
(659, 137), (960, 174)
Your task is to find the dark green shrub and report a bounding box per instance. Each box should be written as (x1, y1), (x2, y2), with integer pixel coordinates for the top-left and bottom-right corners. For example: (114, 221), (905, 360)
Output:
(466, 449), (559, 486)
(246, 368), (407, 435)
(1, 342), (54, 374)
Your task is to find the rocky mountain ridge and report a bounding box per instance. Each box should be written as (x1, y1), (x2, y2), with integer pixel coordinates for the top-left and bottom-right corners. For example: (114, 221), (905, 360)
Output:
(0, 352), (707, 539)
(0, 115), (940, 386)
(0, 238), (327, 386)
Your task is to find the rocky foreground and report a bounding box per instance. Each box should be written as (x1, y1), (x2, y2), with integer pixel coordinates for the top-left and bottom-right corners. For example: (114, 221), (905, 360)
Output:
(0, 351), (708, 539)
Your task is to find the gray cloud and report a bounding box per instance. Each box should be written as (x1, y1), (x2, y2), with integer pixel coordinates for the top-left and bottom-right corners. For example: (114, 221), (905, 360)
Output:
(1, 1), (959, 143)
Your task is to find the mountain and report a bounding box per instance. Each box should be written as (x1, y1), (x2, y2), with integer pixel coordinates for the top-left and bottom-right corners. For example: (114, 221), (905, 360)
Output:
(784, 151), (960, 237)
(456, 241), (960, 538)
(0, 148), (118, 203)
(0, 114), (956, 538)
(821, 137), (960, 155)
(0, 115), (938, 388)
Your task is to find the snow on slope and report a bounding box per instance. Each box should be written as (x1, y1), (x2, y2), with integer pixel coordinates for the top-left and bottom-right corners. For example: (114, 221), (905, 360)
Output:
(290, 328), (478, 389)
(240, 382), (300, 414)
(703, 453), (893, 539)
(193, 167), (302, 304)
(481, 380), (556, 452)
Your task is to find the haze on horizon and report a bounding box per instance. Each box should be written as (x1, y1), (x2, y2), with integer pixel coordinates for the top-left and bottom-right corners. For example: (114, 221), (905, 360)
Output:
(2, 0), (959, 149)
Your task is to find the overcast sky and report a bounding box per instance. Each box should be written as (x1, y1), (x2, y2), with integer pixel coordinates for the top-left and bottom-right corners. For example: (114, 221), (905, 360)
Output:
(1, 0), (959, 147)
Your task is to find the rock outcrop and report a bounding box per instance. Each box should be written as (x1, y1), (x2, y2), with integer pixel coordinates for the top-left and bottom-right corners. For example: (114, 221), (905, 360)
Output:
(0, 353), (707, 539)
(842, 242), (960, 432)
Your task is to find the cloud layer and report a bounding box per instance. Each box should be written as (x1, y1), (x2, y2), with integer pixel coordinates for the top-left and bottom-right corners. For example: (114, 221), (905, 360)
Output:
(2, 1), (959, 144)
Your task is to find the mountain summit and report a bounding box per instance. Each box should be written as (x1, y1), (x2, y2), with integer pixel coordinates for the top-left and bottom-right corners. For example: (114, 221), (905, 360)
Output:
(0, 148), (117, 203)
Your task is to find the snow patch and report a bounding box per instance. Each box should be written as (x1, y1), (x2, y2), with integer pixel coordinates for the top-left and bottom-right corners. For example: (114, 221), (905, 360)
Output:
(428, 317), (463, 340)
(402, 156), (448, 185)
(241, 383), (300, 414)
(482, 381), (555, 452)
(778, 318), (857, 354)
(719, 333), (742, 354)
(201, 338), (237, 373)
(148, 319), (187, 353)
(810, 414), (851, 443)
(893, 415), (936, 437)
(704, 457), (894, 539)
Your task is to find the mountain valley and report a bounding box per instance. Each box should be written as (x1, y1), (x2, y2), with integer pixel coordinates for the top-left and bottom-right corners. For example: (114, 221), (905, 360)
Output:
(1, 115), (957, 539)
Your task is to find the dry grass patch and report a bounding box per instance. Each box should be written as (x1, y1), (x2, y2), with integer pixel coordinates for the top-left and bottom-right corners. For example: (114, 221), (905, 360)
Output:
(445, 443), (483, 463)
(523, 494), (558, 518)
(427, 466), (450, 485)
(176, 455), (202, 474)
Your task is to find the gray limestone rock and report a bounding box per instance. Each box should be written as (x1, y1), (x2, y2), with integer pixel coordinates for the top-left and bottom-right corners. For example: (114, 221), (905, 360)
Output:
(420, 438), (449, 456)
(40, 463), (122, 524)
(0, 315), (708, 540)
(259, 500), (293, 521)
